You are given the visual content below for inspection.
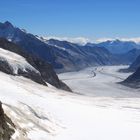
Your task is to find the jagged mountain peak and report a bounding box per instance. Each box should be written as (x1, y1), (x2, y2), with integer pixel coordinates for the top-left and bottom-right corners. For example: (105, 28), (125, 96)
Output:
(0, 21), (14, 28)
(4, 21), (13, 26)
(96, 39), (140, 54)
(99, 39), (137, 45)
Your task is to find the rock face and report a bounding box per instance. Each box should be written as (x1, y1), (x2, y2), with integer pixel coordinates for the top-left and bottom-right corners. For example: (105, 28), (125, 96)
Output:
(46, 39), (121, 72)
(118, 50), (140, 73)
(0, 38), (71, 91)
(0, 102), (15, 140)
(122, 53), (140, 88)
(122, 67), (140, 88)
(26, 55), (72, 91)
(120, 49), (140, 64)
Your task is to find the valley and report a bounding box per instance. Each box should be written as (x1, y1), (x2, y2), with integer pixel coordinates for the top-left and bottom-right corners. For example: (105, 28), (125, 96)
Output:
(59, 65), (140, 97)
(1, 0), (140, 139)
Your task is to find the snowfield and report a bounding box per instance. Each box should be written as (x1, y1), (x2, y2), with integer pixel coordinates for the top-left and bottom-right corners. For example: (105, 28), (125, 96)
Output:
(0, 65), (140, 140)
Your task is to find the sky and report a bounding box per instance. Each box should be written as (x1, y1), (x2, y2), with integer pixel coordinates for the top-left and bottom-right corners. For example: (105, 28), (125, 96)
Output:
(0, 0), (140, 41)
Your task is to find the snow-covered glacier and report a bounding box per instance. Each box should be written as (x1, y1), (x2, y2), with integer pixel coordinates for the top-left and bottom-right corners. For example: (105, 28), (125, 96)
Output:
(0, 65), (140, 140)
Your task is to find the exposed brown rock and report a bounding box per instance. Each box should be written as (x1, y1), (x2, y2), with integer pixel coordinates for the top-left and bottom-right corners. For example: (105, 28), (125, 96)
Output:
(0, 102), (15, 140)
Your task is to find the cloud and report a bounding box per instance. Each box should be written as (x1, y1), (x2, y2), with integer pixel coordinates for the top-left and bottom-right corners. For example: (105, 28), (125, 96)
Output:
(96, 37), (140, 43)
(43, 36), (140, 44)
(43, 36), (90, 45)
(96, 38), (115, 43)
(120, 37), (140, 43)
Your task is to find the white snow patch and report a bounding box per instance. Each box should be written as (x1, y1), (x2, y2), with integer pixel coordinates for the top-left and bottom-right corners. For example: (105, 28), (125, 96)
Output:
(40, 36), (90, 45)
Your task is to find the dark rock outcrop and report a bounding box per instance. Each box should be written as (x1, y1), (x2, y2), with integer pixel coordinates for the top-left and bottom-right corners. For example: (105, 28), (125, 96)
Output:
(122, 67), (140, 88)
(129, 55), (140, 72)
(118, 49), (140, 65)
(120, 52), (140, 73)
(26, 55), (71, 91)
(0, 102), (15, 140)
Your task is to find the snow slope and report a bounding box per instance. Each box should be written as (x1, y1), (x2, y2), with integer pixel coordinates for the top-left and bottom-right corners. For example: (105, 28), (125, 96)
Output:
(0, 48), (40, 75)
(1, 66), (140, 140)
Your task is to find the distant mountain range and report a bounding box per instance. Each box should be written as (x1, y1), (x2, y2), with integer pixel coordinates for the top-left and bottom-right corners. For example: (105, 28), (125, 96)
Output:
(87, 39), (140, 54)
(46, 39), (122, 72)
(41, 38), (140, 71)
(45, 38), (140, 71)
(0, 21), (113, 72)
(0, 21), (140, 73)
